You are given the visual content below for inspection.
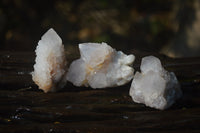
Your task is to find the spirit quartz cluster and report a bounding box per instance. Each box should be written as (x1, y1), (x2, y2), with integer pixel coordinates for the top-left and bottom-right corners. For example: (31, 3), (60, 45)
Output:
(67, 42), (135, 88)
(32, 28), (67, 93)
(32, 28), (182, 110)
(129, 56), (182, 110)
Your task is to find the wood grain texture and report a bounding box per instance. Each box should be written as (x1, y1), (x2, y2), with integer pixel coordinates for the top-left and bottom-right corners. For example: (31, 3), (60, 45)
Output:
(0, 51), (200, 133)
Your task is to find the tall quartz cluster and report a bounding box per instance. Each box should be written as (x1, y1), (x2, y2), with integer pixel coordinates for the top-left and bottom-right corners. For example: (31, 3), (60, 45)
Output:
(67, 43), (135, 88)
(32, 28), (67, 93)
(129, 56), (182, 110)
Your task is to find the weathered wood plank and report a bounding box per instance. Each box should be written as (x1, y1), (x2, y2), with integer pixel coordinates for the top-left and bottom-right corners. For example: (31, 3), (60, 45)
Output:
(0, 51), (200, 133)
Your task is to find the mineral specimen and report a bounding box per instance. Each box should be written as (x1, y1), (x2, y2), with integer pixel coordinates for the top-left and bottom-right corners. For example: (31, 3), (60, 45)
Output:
(67, 42), (135, 88)
(32, 28), (67, 93)
(129, 56), (182, 110)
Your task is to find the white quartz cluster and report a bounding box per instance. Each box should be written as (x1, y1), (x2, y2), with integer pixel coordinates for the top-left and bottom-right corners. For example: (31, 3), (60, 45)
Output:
(32, 28), (67, 93)
(129, 56), (182, 110)
(67, 42), (135, 88)
(32, 28), (182, 112)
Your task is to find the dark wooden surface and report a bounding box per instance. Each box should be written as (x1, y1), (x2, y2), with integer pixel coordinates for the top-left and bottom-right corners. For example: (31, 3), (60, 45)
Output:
(0, 51), (200, 133)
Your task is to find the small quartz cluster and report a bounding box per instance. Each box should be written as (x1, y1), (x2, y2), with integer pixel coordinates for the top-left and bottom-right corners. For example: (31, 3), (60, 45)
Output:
(32, 29), (182, 110)
(129, 56), (182, 110)
(32, 28), (67, 93)
(67, 42), (135, 88)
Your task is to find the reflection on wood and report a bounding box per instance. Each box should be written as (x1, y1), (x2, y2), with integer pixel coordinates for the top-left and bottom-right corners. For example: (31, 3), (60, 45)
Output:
(0, 52), (200, 132)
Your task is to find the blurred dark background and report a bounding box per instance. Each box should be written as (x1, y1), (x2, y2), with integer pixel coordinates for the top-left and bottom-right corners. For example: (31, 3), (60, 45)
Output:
(0, 0), (200, 57)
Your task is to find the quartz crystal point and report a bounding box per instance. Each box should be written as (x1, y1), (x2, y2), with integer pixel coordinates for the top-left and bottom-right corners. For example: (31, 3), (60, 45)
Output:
(67, 42), (135, 88)
(129, 56), (182, 110)
(32, 28), (67, 93)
